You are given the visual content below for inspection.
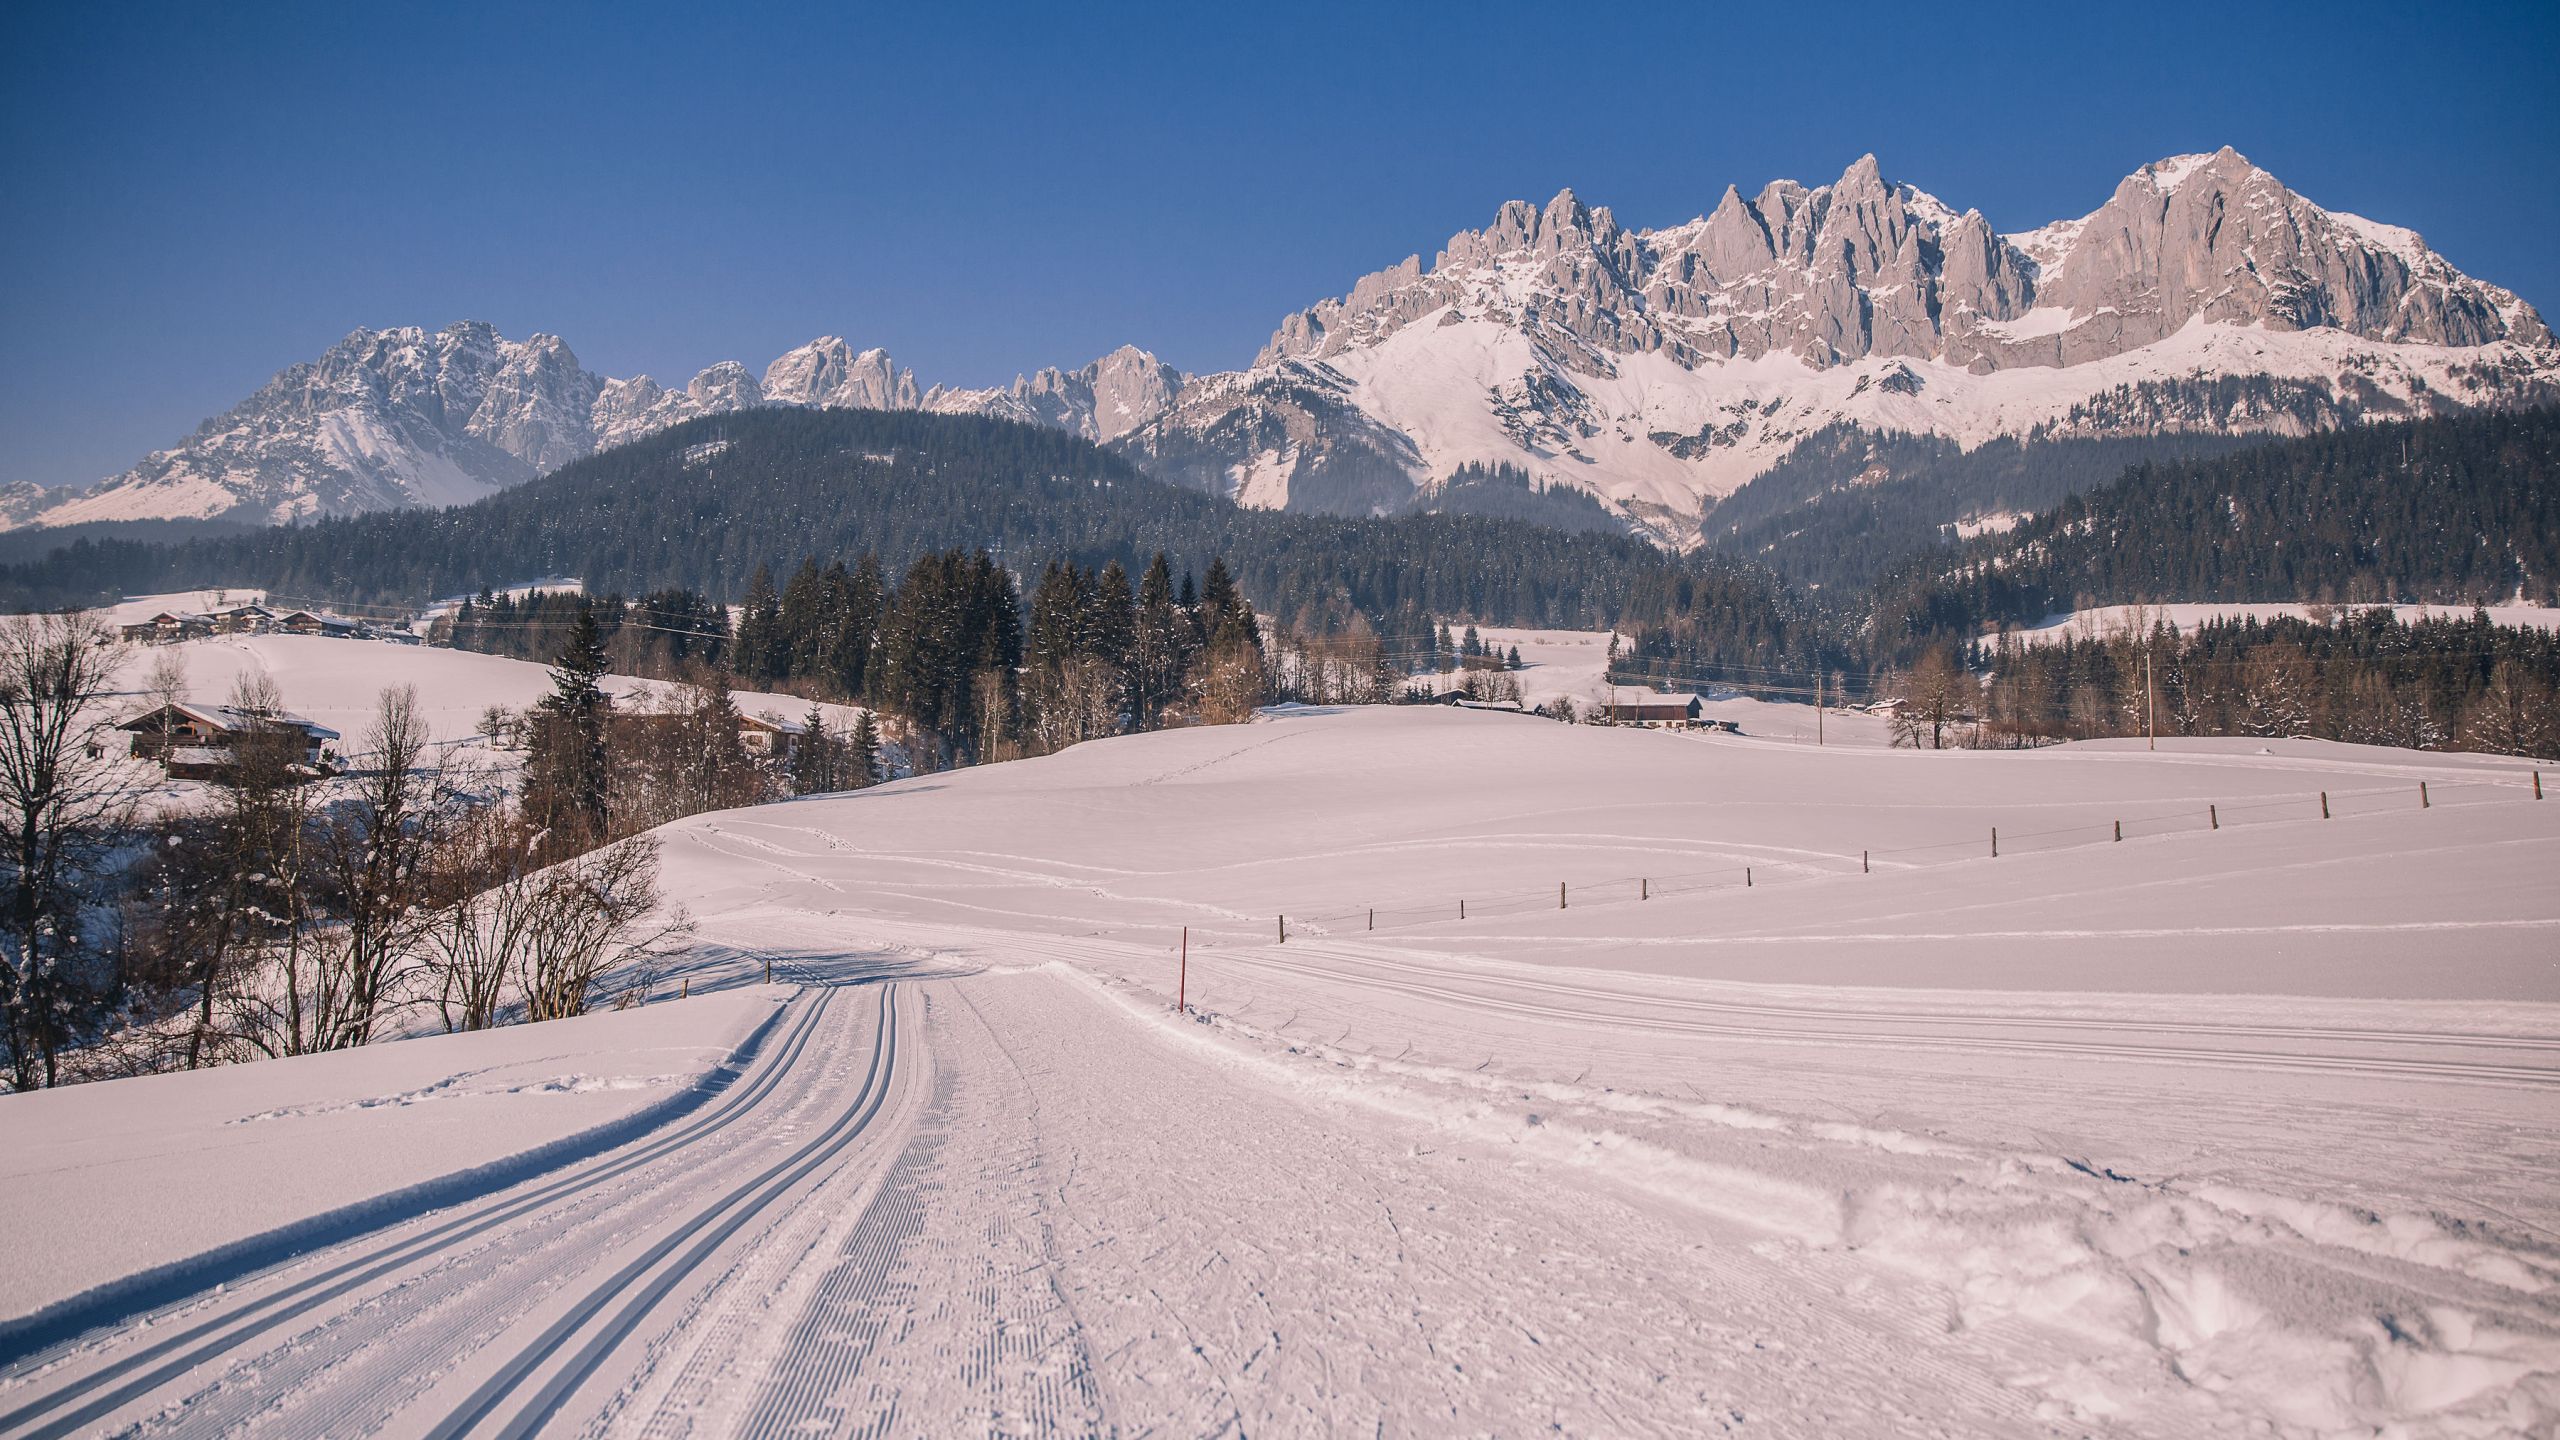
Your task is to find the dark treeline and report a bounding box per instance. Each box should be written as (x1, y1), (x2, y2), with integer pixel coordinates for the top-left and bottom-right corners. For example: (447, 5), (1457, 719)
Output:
(454, 546), (1278, 771)
(1701, 422), (2252, 592)
(0, 410), (1805, 672)
(1403, 462), (1632, 535)
(10, 404), (2556, 752)
(1875, 407), (2560, 658)
(1936, 609), (2560, 756)
(444, 588), (732, 674)
(716, 547), (1273, 767)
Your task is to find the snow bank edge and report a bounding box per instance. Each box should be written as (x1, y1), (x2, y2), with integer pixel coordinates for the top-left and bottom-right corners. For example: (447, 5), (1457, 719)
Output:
(0, 994), (792, 1365)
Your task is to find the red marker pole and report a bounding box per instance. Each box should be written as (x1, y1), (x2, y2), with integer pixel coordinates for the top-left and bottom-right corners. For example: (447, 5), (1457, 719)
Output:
(1178, 926), (1188, 1014)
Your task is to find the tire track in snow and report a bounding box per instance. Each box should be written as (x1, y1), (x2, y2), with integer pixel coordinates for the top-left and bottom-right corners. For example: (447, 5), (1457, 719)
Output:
(423, 983), (904, 1439)
(0, 991), (841, 1439)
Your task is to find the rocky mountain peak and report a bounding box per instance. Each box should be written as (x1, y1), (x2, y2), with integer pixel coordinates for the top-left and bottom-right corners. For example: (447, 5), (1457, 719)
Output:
(14, 149), (2553, 539)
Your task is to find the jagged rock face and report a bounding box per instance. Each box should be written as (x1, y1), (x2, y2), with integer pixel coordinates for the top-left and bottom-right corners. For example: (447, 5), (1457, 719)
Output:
(33, 322), (605, 527)
(762, 338), (921, 410)
(1008, 345), (1184, 443)
(1128, 146), (2557, 536)
(2012, 149), (2549, 357)
(1255, 148), (2545, 378)
(15, 148), (2554, 537)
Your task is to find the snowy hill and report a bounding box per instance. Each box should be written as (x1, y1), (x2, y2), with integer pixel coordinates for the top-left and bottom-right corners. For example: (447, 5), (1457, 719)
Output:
(9, 705), (2554, 1433)
(97, 627), (869, 788)
(13, 149), (2554, 545)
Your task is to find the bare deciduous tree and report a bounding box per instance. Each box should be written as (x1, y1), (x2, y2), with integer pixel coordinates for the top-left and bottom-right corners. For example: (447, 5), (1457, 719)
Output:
(1891, 649), (1970, 750)
(516, 837), (686, 1022)
(0, 612), (134, 1088)
(313, 686), (474, 1047)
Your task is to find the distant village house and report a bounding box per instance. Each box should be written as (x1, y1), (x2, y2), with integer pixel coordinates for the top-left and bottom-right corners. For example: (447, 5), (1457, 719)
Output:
(1603, 696), (1704, 729)
(116, 702), (340, 780)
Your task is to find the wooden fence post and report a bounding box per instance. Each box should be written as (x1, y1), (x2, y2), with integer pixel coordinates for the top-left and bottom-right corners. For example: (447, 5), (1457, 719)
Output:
(2321, 791), (2330, 820)
(1641, 878), (1649, 900)
(2114, 820), (2122, 843)
(1559, 882), (1567, 910)
(1179, 926), (1188, 1012)
(2421, 782), (2430, 809)
(1459, 899), (1466, 920)
(1368, 908), (1374, 931)
(1991, 827), (1999, 858)
(2210, 804), (2218, 830)
(1746, 866), (1753, 887)
(1862, 850), (1870, 874)
(1279, 915), (1286, 944)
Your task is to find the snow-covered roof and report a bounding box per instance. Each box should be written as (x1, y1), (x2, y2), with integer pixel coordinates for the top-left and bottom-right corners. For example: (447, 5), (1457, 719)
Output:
(118, 701), (340, 741)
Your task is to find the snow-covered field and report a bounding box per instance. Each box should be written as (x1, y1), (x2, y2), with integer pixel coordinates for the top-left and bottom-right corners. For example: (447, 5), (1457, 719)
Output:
(2011, 601), (2560, 645)
(1464, 625), (1896, 742)
(5, 706), (2555, 1435)
(99, 632), (867, 774)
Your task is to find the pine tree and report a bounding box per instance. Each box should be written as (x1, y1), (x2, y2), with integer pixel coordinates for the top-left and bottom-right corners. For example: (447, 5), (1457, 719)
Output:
(789, 706), (838, 794)
(779, 557), (828, 682)
(1087, 558), (1137, 675)
(846, 710), (882, 788)
(827, 553), (885, 700)
(523, 601), (614, 848)
(733, 564), (785, 688)
(1132, 551), (1192, 730)
(684, 671), (754, 814)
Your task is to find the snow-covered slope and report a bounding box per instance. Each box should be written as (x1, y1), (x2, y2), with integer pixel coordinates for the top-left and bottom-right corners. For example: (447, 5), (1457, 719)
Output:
(8, 707), (2555, 1433)
(0, 991), (776, 1326)
(15, 149), (2555, 542)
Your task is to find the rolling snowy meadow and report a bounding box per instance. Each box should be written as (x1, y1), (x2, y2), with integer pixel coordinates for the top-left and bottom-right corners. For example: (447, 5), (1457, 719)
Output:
(5, 675), (2552, 1435)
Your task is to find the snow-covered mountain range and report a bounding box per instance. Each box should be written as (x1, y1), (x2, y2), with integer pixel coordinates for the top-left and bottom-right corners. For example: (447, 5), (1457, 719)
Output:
(13, 147), (2555, 542)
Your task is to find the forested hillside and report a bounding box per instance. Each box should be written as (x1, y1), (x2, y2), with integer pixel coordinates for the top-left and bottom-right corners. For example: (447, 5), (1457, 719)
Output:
(1874, 407), (2560, 653)
(0, 408), (1823, 672)
(1701, 424), (2251, 591)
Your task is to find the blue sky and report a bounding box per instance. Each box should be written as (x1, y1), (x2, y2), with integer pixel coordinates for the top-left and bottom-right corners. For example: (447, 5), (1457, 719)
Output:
(4, 0), (2555, 491)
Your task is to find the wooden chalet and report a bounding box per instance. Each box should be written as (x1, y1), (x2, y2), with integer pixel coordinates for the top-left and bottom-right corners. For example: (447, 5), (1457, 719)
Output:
(1602, 695), (1705, 729)
(207, 604), (279, 634)
(737, 712), (805, 760)
(117, 611), (215, 643)
(116, 702), (340, 779)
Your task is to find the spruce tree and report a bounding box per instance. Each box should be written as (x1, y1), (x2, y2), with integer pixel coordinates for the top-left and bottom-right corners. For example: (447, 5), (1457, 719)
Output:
(847, 710), (882, 787)
(523, 601), (613, 847)
(790, 705), (837, 794)
(1087, 558), (1137, 675)
(1132, 552), (1191, 730)
(733, 563), (785, 688)
(828, 553), (885, 700)
(779, 557), (828, 681)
